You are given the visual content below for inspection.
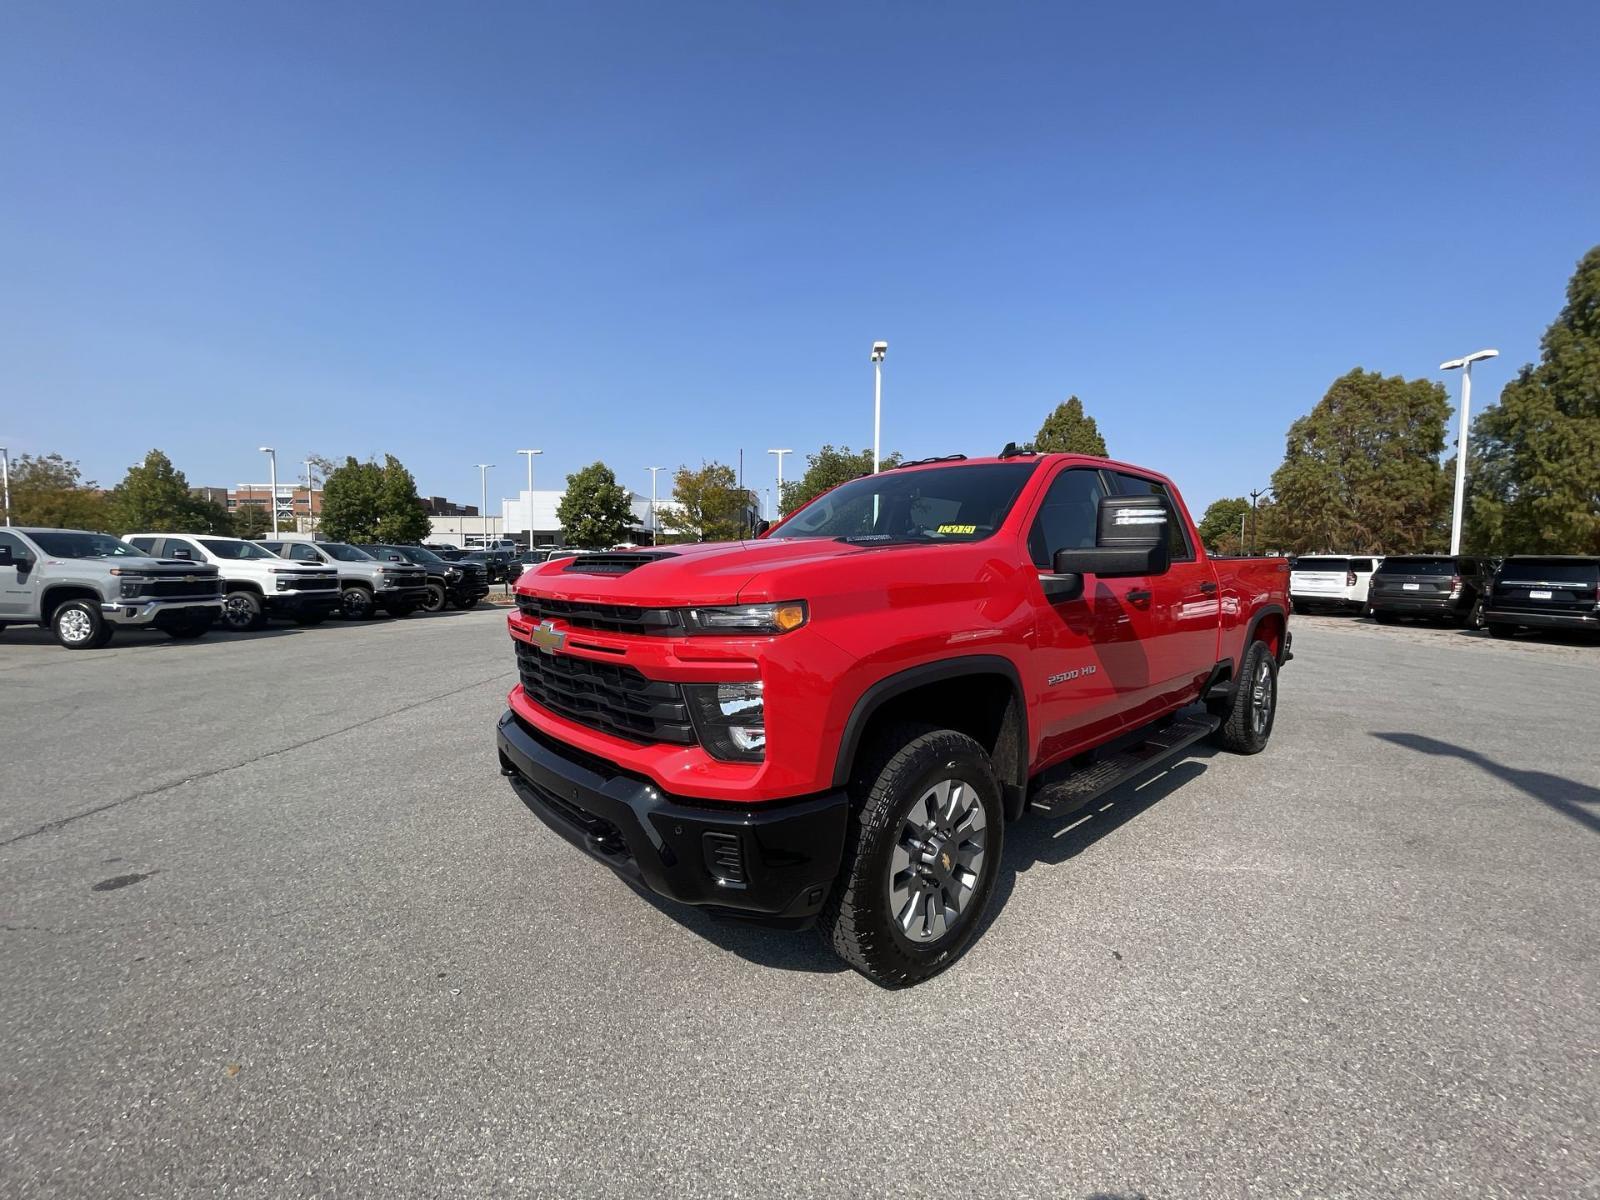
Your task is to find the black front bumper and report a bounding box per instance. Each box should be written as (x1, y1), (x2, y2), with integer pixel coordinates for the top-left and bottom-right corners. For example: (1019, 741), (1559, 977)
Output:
(496, 710), (848, 922)
(266, 590), (341, 617)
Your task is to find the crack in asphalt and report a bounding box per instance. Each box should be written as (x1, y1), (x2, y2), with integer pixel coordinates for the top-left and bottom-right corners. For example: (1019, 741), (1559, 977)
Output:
(0, 669), (516, 850)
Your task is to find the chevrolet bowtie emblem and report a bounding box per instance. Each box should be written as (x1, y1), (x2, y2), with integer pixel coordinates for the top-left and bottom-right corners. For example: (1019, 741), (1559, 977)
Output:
(528, 619), (566, 654)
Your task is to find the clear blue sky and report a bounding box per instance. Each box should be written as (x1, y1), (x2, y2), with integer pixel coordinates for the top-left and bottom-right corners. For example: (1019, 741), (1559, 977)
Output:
(2, 1), (1595, 515)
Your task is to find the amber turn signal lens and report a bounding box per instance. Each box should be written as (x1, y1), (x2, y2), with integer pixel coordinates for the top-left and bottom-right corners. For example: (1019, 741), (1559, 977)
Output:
(773, 604), (807, 632)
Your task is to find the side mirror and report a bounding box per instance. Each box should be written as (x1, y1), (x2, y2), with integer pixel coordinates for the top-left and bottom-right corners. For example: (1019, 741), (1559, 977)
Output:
(1039, 494), (1172, 601)
(751, 518), (771, 538)
(0, 545), (12, 567)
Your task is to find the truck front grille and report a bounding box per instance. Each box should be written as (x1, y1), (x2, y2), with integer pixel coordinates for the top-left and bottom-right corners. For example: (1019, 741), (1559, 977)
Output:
(515, 594), (683, 635)
(140, 577), (223, 598)
(515, 642), (696, 745)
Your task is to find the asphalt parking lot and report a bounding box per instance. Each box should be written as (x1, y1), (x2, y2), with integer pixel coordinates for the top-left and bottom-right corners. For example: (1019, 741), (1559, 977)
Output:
(2, 609), (1597, 1198)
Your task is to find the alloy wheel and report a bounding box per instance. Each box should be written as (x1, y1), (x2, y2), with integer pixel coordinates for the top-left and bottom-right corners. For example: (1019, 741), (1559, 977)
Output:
(58, 608), (93, 643)
(889, 778), (988, 943)
(1251, 657), (1275, 737)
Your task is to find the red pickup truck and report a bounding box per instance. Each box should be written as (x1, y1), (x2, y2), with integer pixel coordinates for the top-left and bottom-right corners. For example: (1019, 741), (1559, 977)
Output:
(497, 452), (1291, 986)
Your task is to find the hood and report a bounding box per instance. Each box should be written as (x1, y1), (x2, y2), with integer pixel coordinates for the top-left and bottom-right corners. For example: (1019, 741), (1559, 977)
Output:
(130, 556), (221, 575)
(516, 537), (876, 606)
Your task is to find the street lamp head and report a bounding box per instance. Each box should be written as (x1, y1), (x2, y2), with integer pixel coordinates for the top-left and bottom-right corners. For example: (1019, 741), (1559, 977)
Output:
(767, 448), (793, 455)
(1440, 349), (1499, 371)
(258, 446), (274, 454)
(517, 448), (542, 456)
(870, 341), (888, 363)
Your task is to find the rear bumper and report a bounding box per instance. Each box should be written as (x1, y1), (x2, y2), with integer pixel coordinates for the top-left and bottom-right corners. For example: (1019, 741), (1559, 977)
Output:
(496, 709), (848, 922)
(1370, 594), (1464, 616)
(101, 598), (222, 627)
(1290, 591), (1358, 608)
(1483, 608), (1600, 631)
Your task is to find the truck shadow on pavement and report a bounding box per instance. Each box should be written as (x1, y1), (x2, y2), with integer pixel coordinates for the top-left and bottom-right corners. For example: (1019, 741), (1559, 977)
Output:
(1373, 732), (1600, 836)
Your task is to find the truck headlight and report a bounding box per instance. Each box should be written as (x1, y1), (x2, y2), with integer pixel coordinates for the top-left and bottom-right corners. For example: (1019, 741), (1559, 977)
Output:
(684, 681), (765, 761)
(684, 602), (806, 634)
(445, 568), (462, 580)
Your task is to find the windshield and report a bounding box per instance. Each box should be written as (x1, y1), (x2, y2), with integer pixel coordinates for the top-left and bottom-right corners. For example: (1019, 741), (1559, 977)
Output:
(1497, 559), (1599, 585)
(27, 531), (145, 559)
(198, 538), (278, 560)
(323, 543), (374, 562)
(1377, 558), (1455, 576)
(1292, 557), (1350, 573)
(397, 545), (443, 564)
(778, 462), (1038, 543)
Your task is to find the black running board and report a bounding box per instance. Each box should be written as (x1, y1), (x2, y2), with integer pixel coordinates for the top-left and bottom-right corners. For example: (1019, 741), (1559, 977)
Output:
(1028, 711), (1220, 817)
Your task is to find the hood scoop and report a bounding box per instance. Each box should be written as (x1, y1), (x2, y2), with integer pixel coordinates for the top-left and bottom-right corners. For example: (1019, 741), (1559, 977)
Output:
(562, 551), (679, 575)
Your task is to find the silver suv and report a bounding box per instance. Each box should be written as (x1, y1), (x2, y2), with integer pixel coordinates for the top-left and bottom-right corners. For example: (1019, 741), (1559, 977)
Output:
(257, 537), (430, 619)
(0, 527), (223, 649)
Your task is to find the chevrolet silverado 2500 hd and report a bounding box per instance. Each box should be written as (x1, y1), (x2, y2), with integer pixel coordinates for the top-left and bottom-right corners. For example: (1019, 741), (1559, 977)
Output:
(496, 452), (1292, 986)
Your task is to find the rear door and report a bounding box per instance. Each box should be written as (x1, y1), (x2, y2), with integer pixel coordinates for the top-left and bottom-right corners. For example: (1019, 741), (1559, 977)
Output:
(1109, 471), (1221, 723)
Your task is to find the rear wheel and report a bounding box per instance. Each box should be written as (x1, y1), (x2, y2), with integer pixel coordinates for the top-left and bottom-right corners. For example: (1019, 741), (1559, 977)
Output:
(452, 596), (480, 610)
(51, 599), (113, 649)
(420, 582), (448, 614)
(220, 590), (266, 632)
(1488, 623), (1517, 640)
(1373, 610), (1398, 624)
(1462, 598), (1486, 630)
(819, 727), (1003, 988)
(1210, 639), (1277, 755)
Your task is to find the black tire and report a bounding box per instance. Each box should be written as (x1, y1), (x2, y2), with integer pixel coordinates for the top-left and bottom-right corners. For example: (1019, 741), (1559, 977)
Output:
(1210, 639), (1278, 755)
(1488, 623), (1517, 640)
(340, 586), (376, 620)
(384, 601), (418, 618)
(819, 726), (1004, 988)
(163, 613), (213, 640)
(51, 599), (113, 649)
(420, 582), (448, 614)
(452, 596), (480, 610)
(1462, 599), (1486, 630)
(1372, 610), (1398, 625)
(294, 612), (329, 627)
(220, 590), (266, 632)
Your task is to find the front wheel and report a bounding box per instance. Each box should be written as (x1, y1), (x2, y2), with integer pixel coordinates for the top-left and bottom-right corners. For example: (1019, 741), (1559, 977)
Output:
(1210, 639), (1278, 754)
(419, 582), (448, 614)
(819, 727), (1003, 988)
(340, 586), (376, 620)
(220, 590), (266, 632)
(52, 599), (113, 649)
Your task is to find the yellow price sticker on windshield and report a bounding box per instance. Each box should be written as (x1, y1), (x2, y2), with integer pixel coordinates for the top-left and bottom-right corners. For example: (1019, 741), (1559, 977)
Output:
(937, 524), (977, 535)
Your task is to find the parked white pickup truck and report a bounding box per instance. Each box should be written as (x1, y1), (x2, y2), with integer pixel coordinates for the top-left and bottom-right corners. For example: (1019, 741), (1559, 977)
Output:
(0, 527), (223, 648)
(125, 533), (340, 631)
(258, 536), (429, 619)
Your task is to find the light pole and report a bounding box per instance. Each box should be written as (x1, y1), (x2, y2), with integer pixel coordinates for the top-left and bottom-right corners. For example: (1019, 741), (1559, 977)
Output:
(647, 466), (664, 543)
(259, 447), (278, 536)
(870, 342), (888, 472)
(1441, 349), (1499, 556)
(517, 449), (542, 548)
(1, 445), (11, 526)
(476, 464), (494, 550)
(303, 459), (316, 533)
(1249, 487), (1272, 556)
(767, 448), (791, 519)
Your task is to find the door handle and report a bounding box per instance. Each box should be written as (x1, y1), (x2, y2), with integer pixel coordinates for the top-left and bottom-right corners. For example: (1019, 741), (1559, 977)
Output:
(1126, 588), (1152, 603)
(1199, 580), (1218, 594)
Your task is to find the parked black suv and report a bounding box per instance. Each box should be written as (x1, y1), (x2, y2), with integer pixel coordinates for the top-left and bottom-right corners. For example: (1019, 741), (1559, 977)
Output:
(463, 549), (522, 585)
(1367, 555), (1492, 628)
(357, 544), (491, 613)
(1483, 556), (1600, 640)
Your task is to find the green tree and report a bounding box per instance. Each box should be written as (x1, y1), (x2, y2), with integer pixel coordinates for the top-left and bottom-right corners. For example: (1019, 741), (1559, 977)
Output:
(1029, 396), (1108, 456)
(318, 457), (387, 542)
(1195, 496), (1250, 550)
(110, 450), (224, 533)
(229, 503), (272, 539)
(374, 454), (430, 543)
(662, 461), (751, 542)
(6, 453), (113, 530)
(1270, 368), (1451, 553)
(556, 461), (638, 548)
(779, 444), (902, 515)
(1466, 246), (1600, 555)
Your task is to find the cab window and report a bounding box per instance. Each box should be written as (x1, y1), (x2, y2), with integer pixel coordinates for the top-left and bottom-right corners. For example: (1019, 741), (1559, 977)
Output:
(1027, 468), (1108, 568)
(1111, 473), (1193, 562)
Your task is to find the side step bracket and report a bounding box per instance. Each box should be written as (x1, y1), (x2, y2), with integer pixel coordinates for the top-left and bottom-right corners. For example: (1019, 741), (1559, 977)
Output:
(1028, 711), (1219, 817)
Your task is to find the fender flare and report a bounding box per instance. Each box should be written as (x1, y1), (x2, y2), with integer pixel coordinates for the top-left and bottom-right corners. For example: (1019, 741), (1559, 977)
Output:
(1243, 604), (1289, 662)
(831, 654), (1030, 794)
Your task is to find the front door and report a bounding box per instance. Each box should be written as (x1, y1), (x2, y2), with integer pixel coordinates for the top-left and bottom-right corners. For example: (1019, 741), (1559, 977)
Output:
(0, 531), (32, 619)
(1024, 466), (1145, 766)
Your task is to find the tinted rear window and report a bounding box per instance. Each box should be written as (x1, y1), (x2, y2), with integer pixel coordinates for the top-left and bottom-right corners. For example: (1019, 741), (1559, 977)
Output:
(1292, 557), (1350, 573)
(1377, 558), (1456, 576)
(1497, 559), (1599, 585)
